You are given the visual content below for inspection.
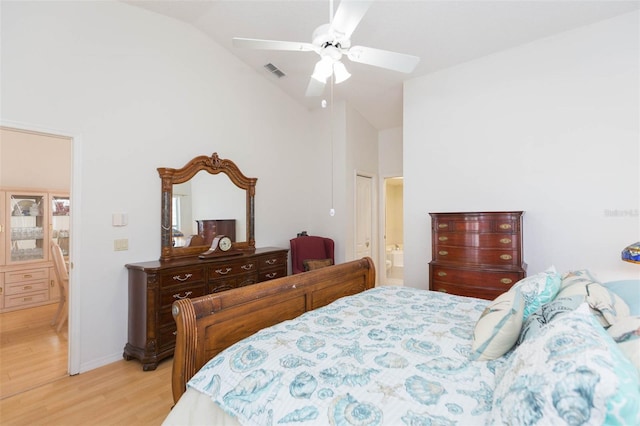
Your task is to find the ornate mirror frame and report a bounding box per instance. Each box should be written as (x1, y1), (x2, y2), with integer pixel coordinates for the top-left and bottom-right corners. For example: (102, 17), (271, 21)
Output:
(158, 152), (256, 261)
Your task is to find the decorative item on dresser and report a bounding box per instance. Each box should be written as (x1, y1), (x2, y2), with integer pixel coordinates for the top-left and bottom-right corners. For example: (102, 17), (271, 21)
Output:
(429, 211), (527, 300)
(124, 152), (288, 370)
(124, 247), (287, 371)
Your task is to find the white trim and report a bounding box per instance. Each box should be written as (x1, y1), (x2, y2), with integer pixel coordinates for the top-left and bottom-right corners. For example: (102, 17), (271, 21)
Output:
(0, 119), (82, 375)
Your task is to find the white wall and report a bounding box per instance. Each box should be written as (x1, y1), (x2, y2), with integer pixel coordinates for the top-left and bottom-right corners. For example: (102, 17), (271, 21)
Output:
(1, 1), (340, 372)
(404, 11), (640, 289)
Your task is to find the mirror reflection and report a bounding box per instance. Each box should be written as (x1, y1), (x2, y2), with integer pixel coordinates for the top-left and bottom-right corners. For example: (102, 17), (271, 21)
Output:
(172, 171), (246, 247)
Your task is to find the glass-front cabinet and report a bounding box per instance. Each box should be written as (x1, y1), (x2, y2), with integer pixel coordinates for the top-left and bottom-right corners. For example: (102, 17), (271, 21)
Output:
(0, 188), (70, 312)
(51, 194), (70, 257)
(7, 191), (49, 264)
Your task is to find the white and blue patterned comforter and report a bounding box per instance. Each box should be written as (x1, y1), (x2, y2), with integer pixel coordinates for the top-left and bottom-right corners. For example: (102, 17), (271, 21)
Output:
(188, 286), (507, 425)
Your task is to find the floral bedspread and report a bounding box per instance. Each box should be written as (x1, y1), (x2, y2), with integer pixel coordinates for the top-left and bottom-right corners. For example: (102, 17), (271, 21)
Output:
(188, 286), (505, 425)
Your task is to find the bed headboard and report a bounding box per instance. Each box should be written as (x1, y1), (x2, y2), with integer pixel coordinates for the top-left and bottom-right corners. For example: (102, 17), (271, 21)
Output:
(171, 256), (376, 403)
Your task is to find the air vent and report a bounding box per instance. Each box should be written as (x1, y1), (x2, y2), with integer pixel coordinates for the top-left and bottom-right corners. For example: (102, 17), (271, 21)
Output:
(264, 63), (286, 78)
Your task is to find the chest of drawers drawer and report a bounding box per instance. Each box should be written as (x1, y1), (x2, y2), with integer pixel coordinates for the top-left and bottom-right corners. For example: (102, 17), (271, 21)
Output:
(159, 267), (205, 287)
(433, 246), (520, 266)
(208, 259), (257, 280)
(160, 283), (207, 307)
(4, 289), (50, 309)
(433, 233), (519, 249)
(5, 278), (50, 296)
(431, 265), (524, 289)
(5, 268), (49, 284)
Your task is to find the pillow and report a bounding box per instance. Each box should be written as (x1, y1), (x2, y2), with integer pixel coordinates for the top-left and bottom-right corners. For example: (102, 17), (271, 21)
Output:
(607, 316), (640, 374)
(470, 288), (524, 361)
(490, 303), (640, 426)
(603, 280), (640, 316)
(303, 258), (333, 271)
(510, 266), (561, 320)
(558, 270), (631, 327)
(517, 294), (583, 345)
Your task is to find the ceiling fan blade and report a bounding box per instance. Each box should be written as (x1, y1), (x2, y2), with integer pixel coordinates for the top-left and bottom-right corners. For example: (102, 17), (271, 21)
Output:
(331, 0), (372, 40)
(347, 45), (420, 73)
(232, 37), (316, 52)
(306, 77), (326, 97)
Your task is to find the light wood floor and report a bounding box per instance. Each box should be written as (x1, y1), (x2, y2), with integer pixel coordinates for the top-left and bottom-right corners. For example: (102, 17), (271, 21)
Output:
(0, 304), (174, 425)
(0, 303), (68, 399)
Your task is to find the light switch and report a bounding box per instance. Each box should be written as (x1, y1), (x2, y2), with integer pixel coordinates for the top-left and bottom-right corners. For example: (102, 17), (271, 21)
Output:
(114, 239), (128, 251)
(112, 213), (128, 227)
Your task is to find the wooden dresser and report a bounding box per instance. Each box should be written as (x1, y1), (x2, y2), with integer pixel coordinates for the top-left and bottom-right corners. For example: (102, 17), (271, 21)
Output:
(429, 211), (526, 300)
(124, 247), (288, 370)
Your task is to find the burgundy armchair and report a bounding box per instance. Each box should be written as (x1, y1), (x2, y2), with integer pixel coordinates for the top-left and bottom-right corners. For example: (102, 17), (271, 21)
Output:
(290, 236), (335, 274)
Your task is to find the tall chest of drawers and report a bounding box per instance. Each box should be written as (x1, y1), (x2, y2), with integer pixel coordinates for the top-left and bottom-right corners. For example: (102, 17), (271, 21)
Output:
(429, 211), (526, 300)
(124, 247), (288, 370)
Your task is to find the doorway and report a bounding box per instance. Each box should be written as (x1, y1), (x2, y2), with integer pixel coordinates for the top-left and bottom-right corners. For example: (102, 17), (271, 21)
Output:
(355, 174), (373, 261)
(383, 177), (403, 285)
(0, 126), (72, 398)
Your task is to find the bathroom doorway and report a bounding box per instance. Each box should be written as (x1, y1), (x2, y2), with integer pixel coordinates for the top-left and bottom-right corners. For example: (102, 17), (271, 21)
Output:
(383, 177), (403, 285)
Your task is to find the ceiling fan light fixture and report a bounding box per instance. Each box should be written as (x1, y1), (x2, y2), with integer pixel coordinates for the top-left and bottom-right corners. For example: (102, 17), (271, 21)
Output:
(333, 61), (351, 84)
(311, 57), (334, 83)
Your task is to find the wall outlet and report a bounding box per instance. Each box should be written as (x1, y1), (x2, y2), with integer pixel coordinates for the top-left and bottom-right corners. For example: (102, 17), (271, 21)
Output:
(114, 239), (128, 251)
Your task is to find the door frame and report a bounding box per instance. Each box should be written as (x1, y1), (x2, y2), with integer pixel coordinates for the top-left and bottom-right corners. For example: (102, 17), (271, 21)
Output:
(353, 171), (376, 275)
(1, 119), (82, 375)
(379, 174), (404, 286)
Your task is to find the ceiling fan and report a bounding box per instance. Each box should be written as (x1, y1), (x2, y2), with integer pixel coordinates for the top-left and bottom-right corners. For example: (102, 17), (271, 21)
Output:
(232, 0), (420, 97)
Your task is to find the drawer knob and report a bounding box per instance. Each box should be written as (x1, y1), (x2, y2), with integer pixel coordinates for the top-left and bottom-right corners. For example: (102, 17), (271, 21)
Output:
(438, 250), (448, 256)
(23, 274), (33, 279)
(173, 291), (192, 300)
(172, 273), (193, 282)
(438, 224), (448, 229)
(499, 223), (512, 230)
(500, 278), (513, 284)
(437, 271), (447, 277)
(215, 268), (232, 275)
(23, 285), (32, 290)
(241, 264), (254, 270)
(265, 273), (277, 279)
(23, 297), (33, 302)
(438, 236), (448, 242)
(265, 259), (277, 265)
(500, 238), (512, 244)
(500, 254), (513, 260)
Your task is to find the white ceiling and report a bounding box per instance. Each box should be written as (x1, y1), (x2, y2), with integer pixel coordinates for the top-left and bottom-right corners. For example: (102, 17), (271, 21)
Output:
(123, 0), (639, 130)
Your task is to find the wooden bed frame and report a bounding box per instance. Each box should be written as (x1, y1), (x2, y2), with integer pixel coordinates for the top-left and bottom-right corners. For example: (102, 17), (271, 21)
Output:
(170, 257), (376, 403)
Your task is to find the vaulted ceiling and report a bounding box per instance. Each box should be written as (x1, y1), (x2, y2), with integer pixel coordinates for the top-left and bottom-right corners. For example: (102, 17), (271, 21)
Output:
(124, 1), (639, 130)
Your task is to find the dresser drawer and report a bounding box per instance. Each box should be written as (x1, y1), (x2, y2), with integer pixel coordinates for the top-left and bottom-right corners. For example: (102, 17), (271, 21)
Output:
(433, 216), (519, 234)
(259, 267), (286, 281)
(257, 253), (287, 270)
(160, 283), (206, 307)
(434, 246), (519, 266)
(431, 281), (504, 301)
(5, 268), (48, 284)
(208, 273), (258, 293)
(159, 267), (205, 287)
(5, 278), (50, 296)
(434, 233), (519, 249)
(208, 259), (258, 280)
(4, 290), (49, 308)
(431, 265), (524, 289)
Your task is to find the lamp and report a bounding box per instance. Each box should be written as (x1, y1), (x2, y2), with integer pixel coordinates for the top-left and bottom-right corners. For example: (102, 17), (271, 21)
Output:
(621, 242), (640, 263)
(311, 57), (334, 83)
(333, 61), (351, 83)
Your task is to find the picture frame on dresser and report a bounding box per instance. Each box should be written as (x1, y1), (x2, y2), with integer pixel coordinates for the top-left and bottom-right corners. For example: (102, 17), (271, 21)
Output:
(429, 211), (527, 300)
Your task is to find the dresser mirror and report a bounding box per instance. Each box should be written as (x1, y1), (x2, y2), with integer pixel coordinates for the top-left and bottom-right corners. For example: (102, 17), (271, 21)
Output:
(159, 153), (256, 261)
